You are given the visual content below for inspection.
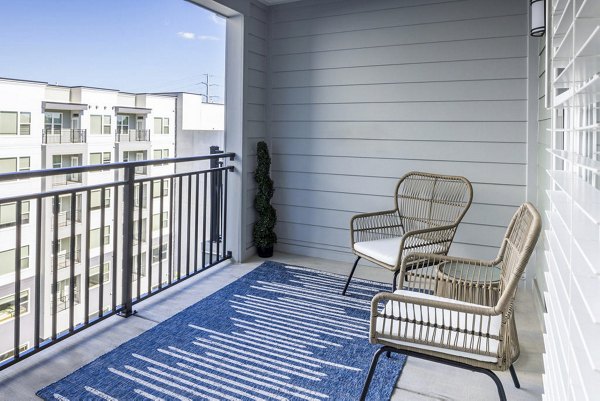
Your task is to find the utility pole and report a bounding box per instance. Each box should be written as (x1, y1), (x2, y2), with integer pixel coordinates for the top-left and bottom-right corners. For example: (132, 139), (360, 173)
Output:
(199, 74), (219, 103)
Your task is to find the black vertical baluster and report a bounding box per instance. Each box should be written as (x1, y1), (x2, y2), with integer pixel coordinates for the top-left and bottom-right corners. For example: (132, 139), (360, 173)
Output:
(136, 183), (143, 300)
(168, 177), (174, 284)
(223, 168), (229, 259)
(186, 174), (192, 276)
(159, 179), (164, 290)
(14, 201), (22, 359)
(177, 176), (183, 280)
(147, 180), (153, 296)
(112, 186), (118, 312)
(209, 170), (214, 266)
(99, 188), (106, 316)
(52, 195), (58, 340)
(34, 198), (41, 349)
(194, 173), (200, 272)
(202, 173), (207, 270)
(121, 166), (135, 317)
(68, 192), (76, 332)
(216, 169), (221, 261)
(84, 190), (91, 325)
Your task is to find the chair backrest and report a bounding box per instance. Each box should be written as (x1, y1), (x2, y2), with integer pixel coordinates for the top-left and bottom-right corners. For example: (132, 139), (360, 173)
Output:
(496, 202), (542, 312)
(395, 171), (473, 235)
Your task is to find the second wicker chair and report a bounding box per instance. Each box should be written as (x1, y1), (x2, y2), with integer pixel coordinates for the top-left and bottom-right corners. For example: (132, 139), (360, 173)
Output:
(343, 171), (473, 295)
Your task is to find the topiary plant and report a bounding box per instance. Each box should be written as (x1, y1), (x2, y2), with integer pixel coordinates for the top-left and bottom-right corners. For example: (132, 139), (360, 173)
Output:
(253, 141), (277, 257)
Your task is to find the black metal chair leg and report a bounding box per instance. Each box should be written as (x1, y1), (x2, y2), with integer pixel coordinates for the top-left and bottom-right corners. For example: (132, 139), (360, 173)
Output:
(359, 346), (391, 401)
(480, 369), (508, 401)
(342, 256), (360, 295)
(392, 270), (401, 292)
(509, 365), (521, 389)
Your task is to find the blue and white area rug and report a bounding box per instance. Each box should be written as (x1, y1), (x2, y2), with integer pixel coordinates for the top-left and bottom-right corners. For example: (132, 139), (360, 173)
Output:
(37, 261), (405, 401)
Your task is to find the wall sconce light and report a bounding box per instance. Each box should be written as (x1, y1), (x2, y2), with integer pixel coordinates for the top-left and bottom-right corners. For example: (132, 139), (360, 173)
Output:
(531, 0), (546, 37)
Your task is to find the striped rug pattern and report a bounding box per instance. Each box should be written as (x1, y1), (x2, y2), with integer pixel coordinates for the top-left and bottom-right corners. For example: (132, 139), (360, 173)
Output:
(37, 261), (405, 400)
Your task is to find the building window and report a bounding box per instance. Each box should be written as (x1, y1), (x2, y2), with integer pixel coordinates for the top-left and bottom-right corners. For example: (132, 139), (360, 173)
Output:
(0, 344), (28, 363)
(91, 115), (111, 135)
(152, 179), (169, 198)
(153, 117), (169, 135)
(103, 116), (111, 135)
(90, 152), (111, 165)
(90, 226), (111, 248)
(133, 219), (146, 244)
(152, 212), (168, 231)
(133, 183), (148, 208)
(153, 118), (162, 134)
(54, 235), (82, 269)
(0, 111), (18, 135)
(88, 262), (110, 289)
(0, 290), (29, 324)
(19, 112), (31, 135)
(90, 115), (102, 135)
(117, 115), (129, 133)
(90, 189), (111, 210)
(152, 244), (168, 263)
(0, 201), (30, 228)
(123, 151), (146, 174)
(0, 158), (16, 174)
(55, 194), (81, 227)
(53, 154), (81, 168)
(19, 157), (30, 171)
(44, 112), (62, 134)
(55, 276), (80, 312)
(153, 149), (169, 159)
(132, 252), (147, 281)
(52, 155), (82, 185)
(0, 246), (29, 276)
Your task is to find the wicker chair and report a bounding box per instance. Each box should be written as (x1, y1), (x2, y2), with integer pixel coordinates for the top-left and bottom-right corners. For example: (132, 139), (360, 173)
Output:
(360, 202), (542, 401)
(343, 171), (473, 295)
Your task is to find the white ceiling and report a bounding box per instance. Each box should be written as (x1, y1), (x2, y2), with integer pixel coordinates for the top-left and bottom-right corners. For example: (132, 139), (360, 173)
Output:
(259, 0), (303, 5)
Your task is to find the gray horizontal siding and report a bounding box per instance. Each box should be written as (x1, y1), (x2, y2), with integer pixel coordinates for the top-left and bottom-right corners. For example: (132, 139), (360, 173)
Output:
(268, 0), (528, 262)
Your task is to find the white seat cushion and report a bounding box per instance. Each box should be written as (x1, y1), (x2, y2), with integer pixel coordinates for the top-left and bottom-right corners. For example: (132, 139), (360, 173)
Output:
(375, 290), (502, 363)
(354, 237), (402, 266)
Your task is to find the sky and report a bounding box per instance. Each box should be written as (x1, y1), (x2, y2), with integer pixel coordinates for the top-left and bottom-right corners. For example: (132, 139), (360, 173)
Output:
(0, 0), (226, 102)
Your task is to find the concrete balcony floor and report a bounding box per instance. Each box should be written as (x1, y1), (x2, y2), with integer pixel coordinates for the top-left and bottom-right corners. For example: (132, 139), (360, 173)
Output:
(0, 252), (543, 400)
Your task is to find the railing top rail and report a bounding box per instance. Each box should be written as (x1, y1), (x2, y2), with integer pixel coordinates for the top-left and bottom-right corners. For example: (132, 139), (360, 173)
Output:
(0, 165), (234, 204)
(0, 153), (236, 182)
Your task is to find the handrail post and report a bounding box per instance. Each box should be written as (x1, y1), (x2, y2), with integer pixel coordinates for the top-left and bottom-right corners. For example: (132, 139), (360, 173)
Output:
(120, 165), (136, 317)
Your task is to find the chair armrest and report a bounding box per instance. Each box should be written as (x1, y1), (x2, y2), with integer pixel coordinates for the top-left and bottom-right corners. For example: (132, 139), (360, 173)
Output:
(394, 225), (460, 267)
(350, 209), (403, 244)
(369, 291), (502, 350)
(371, 291), (496, 318)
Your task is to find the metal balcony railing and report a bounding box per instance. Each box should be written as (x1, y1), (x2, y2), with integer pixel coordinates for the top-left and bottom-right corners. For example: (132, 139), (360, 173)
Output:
(115, 129), (150, 142)
(55, 250), (82, 270)
(0, 151), (234, 370)
(42, 129), (87, 144)
(53, 210), (83, 228)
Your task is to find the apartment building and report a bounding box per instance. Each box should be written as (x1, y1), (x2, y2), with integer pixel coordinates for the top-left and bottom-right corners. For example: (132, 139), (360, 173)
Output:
(0, 77), (223, 361)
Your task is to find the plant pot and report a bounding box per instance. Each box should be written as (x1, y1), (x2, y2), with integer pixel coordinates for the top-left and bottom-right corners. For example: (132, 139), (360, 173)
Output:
(257, 245), (273, 258)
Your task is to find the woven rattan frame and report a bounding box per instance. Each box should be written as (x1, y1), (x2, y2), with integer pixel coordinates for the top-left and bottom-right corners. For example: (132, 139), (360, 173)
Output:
(369, 202), (542, 372)
(350, 171), (473, 272)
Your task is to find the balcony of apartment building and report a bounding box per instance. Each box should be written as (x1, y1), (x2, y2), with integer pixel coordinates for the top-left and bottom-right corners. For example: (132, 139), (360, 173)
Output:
(41, 102), (88, 145)
(114, 107), (151, 143)
(51, 154), (83, 186)
(1, 0), (599, 400)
